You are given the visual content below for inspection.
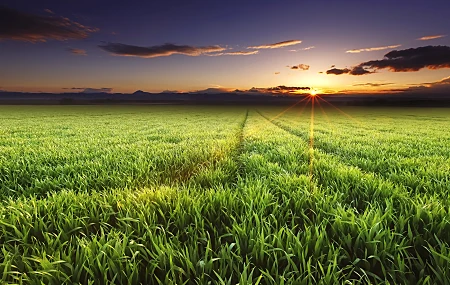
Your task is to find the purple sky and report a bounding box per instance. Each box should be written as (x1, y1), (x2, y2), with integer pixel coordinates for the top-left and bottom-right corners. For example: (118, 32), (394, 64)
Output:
(1, 0), (450, 94)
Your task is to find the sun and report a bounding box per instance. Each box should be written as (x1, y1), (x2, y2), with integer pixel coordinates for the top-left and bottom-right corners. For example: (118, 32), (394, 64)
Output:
(310, 90), (317, 96)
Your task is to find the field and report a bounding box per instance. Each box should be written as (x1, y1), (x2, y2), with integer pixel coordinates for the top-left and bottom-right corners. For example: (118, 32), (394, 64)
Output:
(0, 104), (449, 284)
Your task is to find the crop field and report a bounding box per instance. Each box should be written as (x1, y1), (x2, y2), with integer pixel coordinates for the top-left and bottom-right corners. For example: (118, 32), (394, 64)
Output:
(0, 104), (449, 284)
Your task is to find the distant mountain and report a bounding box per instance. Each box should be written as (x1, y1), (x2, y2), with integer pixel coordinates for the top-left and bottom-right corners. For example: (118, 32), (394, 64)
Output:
(190, 88), (232, 94)
(133, 90), (147, 95)
(0, 89), (449, 106)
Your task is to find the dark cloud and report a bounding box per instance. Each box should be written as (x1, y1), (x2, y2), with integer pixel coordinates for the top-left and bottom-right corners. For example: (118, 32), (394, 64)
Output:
(0, 6), (98, 42)
(274, 72), (280, 75)
(358, 45), (450, 72)
(267, 85), (310, 92)
(327, 46), (450, 76)
(349, 66), (373, 75)
(289, 64), (310, 70)
(248, 40), (302, 49)
(397, 76), (450, 94)
(68, 48), (87, 56)
(248, 87), (261, 92)
(63, 87), (112, 93)
(326, 68), (350, 75)
(245, 86), (310, 94)
(353, 82), (394, 87)
(99, 42), (226, 58)
(326, 66), (374, 75)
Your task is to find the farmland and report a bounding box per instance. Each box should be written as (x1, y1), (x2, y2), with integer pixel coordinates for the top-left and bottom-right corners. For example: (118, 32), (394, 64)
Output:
(0, 104), (449, 284)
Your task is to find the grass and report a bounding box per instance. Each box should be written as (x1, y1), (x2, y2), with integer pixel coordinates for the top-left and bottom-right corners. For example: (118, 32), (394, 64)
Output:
(0, 104), (449, 284)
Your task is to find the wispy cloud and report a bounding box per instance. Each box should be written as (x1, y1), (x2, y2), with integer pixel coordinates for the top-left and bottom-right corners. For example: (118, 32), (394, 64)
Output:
(208, 50), (259, 56)
(289, 64), (310, 70)
(0, 6), (98, 42)
(289, 46), (315, 52)
(99, 43), (226, 58)
(353, 82), (394, 87)
(274, 72), (280, 75)
(346, 45), (401, 53)
(68, 48), (87, 56)
(248, 40), (302, 49)
(417, 35), (446, 41)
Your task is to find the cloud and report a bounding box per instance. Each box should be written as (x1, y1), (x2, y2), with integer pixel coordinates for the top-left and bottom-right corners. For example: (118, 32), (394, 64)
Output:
(349, 66), (373, 75)
(248, 40), (302, 49)
(68, 48), (87, 55)
(63, 87), (112, 93)
(289, 46), (315, 52)
(326, 68), (350, 75)
(0, 6), (98, 42)
(328, 45), (450, 75)
(208, 50), (259, 56)
(99, 42), (227, 58)
(353, 82), (394, 87)
(267, 85), (310, 92)
(417, 35), (446, 41)
(43, 9), (54, 14)
(396, 76), (450, 94)
(346, 44), (401, 53)
(358, 45), (450, 72)
(289, 64), (310, 70)
(274, 72), (280, 75)
(326, 66), (373, 75)
(226, 50), (258, 55)
(245, 86), (310, 94)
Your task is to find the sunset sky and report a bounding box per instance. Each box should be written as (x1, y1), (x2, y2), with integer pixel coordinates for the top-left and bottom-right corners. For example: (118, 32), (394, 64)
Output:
(1, 0), (450, 94)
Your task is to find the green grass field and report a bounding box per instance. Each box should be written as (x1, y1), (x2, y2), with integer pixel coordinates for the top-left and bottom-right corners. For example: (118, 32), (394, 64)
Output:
(0, 105), (449, 284)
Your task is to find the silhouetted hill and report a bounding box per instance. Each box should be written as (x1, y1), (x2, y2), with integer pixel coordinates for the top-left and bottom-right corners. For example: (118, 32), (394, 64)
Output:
(0, 90), (449, 106)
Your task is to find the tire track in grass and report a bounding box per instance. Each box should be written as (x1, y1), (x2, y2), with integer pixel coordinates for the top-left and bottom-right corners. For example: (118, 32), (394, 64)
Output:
(255, 109), (410, 210)
(233, 109), (249, 185)
(265, 110), (449, 197)
(179, 108), (249, 188)
(256, 109), (402, 185)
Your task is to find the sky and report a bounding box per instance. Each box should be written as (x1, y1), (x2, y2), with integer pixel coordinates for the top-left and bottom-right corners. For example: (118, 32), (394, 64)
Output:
(1, 0), (450, 94)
